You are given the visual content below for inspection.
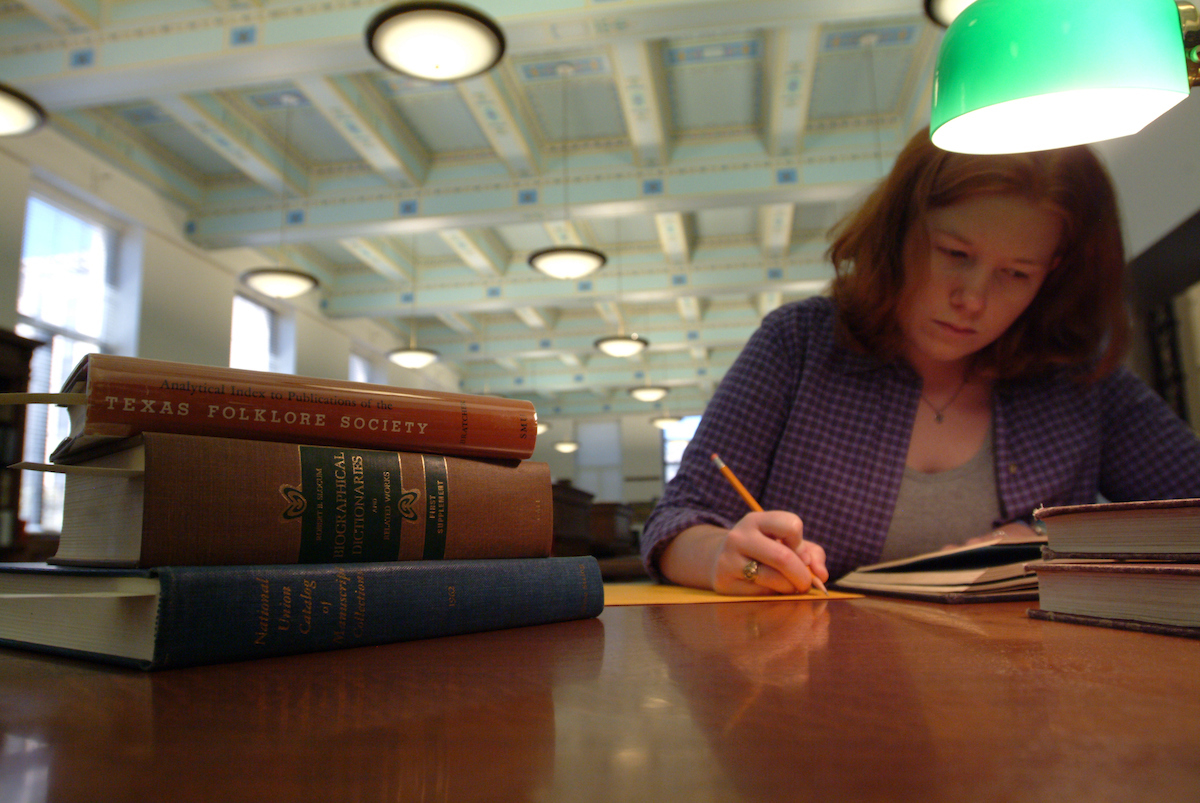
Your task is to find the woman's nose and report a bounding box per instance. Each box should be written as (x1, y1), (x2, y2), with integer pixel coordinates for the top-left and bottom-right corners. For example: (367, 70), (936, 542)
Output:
(951, 267), (988, 311)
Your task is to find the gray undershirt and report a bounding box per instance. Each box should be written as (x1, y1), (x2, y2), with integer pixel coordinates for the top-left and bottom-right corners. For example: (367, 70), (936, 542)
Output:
(879, 426), (1002, 563)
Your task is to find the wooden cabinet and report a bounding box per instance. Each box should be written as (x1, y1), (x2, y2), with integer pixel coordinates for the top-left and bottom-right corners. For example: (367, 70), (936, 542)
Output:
(551, 480), (594, 557)
(552, 481), (646, 579)
(589, 503), (633, 556)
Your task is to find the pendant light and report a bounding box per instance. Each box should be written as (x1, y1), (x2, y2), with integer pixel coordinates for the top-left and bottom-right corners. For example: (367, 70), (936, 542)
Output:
(930, 0), (1199, 154)
(0, 83), (47, 136)
(388, 235), (440, 369)
(366, 2), (506, 82)
(528, 63), (607, 280)
(923, 0), (978, 27)
(554, 420), (578, 453)
(630, 385), (669, 403)
(527, 245), (606, 279)
(242, 268), (320, 299)
(240, 91), (320, 299)
(595, 217), (649, 357)
(596, 333), (649, 358)
(388, 344), (439, 369)
(651, 413), (681, 429)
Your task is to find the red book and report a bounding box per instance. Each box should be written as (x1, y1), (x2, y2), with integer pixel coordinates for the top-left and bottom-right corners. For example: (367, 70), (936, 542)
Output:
(39, 354), (537, 462)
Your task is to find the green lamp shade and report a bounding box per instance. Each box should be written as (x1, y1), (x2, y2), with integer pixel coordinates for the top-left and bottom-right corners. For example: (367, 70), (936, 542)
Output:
(931, 0), (1191, 153)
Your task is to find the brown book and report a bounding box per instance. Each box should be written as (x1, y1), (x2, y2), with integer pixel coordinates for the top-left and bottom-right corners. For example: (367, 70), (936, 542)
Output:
(26, 431), (552, 568)
(1027, 561), (1200, 639)
(832, 531), (1046, 603)
(10, 353), (537, 462)
(1034, 498), (1200, 559)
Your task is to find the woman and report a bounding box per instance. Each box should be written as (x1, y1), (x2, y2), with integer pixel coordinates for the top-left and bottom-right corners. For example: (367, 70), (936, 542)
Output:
(641, 129), (1200, 596)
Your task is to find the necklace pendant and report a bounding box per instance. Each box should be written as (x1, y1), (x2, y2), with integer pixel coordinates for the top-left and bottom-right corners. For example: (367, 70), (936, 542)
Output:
(934, 412), (944, 424)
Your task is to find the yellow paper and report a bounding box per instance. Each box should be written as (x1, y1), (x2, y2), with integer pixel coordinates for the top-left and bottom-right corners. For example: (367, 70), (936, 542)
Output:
(603, 581), (859, 606)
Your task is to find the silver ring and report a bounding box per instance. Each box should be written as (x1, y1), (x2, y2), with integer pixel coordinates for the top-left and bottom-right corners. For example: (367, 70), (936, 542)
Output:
(742, 559), (759, 582)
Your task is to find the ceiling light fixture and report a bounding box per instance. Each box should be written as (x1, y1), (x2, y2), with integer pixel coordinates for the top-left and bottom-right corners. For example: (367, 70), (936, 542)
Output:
(388, 346), (440, 370)
(365, 2), (506, 82)
(651, 414), (681, 430)
(0, 83), (47, 137)
(239, 91), (320, 299)
(528, 63), (607, 280)
(930, 0), (1199, 154)
(595, 217), (649, 357)
(528, 245), (606, 280)
(241, 268), (319, 299)
(552, 420), (579, 453)
(923, 0), (978, 27)
(630, 386), (669, 403)
(388, 236), (440, 370)
(596, 333), (649, 358)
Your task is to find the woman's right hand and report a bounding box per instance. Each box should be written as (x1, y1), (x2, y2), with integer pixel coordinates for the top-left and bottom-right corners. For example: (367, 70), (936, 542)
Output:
(660, 512), (828, 595)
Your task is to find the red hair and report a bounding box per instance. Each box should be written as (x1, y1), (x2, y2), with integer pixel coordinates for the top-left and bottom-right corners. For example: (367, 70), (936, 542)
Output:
(828, 129), (1129, 382)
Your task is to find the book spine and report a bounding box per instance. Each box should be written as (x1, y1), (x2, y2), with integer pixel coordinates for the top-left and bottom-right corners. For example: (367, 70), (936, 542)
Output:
(1040, 547), (1200, 562)
(150, 557), (604, 669)
(59, 433), (553, 566)
(63, 354), (537, 461)
(1026, 608), (1200, 639)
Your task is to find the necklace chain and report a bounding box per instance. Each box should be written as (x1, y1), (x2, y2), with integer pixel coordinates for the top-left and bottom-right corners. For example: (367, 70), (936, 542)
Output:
(920, 378), (967, 424)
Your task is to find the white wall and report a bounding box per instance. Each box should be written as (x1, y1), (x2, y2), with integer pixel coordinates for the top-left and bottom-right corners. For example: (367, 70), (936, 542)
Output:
(137, 227), (237, 366)
(0, 149), (30, 333)
(1095, 92), (1200, 426)
(1095, 93), (1200, 259)
(622, 414), (667, 502)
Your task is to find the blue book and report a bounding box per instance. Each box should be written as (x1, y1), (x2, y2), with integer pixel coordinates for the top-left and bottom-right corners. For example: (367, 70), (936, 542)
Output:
(0, 557), (604, 670)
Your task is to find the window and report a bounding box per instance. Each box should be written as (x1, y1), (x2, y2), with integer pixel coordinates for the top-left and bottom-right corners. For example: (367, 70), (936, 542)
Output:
(576, 421), (622, 501)
(662, 414), (702, 484)
(16, 196), (118, 532)
(230, 294), (280, 372)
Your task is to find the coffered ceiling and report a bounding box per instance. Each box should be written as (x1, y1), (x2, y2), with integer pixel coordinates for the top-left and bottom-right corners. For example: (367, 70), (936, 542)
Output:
(0, 0), (942, 420)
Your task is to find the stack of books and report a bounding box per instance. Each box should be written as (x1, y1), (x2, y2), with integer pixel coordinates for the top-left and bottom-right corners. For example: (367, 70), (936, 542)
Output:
(0, 354), (604, 669)
(1028, 498), (1200, 639)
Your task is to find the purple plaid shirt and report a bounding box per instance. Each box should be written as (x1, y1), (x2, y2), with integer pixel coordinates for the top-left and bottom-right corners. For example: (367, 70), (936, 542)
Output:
(642, 297), (1200, 581)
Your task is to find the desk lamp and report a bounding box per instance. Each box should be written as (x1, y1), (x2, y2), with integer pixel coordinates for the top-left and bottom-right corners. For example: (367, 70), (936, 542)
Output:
(930, 0), (1200, 153)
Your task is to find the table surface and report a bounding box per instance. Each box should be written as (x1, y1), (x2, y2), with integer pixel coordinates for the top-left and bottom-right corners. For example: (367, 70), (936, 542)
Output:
(1, 594), (1198, 803)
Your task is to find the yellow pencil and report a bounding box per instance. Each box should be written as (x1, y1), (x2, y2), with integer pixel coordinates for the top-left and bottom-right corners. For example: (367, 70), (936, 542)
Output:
(710, 452), (829, 595)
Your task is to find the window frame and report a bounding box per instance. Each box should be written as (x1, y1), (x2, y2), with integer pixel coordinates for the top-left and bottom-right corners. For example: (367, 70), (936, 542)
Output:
(16, 193), (123, 533)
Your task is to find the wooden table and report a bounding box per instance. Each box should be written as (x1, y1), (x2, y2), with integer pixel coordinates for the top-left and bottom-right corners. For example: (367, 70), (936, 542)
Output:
(0, 594), (1197, 802)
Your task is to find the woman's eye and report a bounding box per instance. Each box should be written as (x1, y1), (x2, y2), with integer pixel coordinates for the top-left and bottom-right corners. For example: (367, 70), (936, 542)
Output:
(1001, 268), (1031, 280)
(937, 247), (968, 260)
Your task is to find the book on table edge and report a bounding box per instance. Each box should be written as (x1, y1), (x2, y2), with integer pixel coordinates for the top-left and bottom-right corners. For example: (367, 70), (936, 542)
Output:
(832, 531), (1046, 603)
(832, 580), (1039, 604)
(0, 557), (604, 670)
(2, 353), (537, 462)
(1026, 609), (1200, 639)
(17, 431), (553, 568)
(1033, 497), (1200, 558)
(1026, 560), (1200, 639)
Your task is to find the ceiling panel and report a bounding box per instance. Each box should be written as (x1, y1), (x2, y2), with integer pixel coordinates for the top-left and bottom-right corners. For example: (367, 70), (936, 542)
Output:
(0, 0), (940, 419)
